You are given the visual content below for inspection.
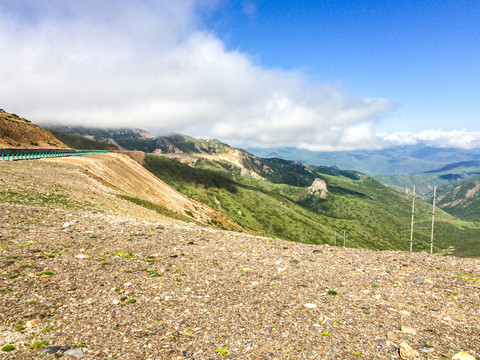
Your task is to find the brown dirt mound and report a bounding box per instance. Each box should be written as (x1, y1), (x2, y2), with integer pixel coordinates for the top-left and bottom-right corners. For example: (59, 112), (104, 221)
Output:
(0, 110), (68, 149)
(45, 152), (240, 230)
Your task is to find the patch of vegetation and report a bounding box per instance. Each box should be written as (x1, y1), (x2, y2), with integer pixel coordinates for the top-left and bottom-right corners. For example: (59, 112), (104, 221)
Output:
(50, 129), (118, 150)
(28, 340), (49, 350)
(146, 270), (161, 277)
(0, 186), (91, 211)
(215, 348), (228, 355)
(1, 344), (15, 352)
(327, 290), (338, 295)
(38, 271), (54, 276)
(143, 154), (480, 255)
(117, 194), (195, 223)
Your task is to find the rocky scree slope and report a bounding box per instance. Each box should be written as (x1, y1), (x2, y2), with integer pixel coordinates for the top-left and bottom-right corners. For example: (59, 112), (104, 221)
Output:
(0, 162), (479, 358)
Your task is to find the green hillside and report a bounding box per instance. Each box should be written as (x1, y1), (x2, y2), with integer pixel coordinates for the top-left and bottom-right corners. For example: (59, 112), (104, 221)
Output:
(36, 125), (480, 257)
(437, 176), (480, 222)
(50, 130), (119, 150)
(144, 154), (480, 257)
(376, 160), (480, 194)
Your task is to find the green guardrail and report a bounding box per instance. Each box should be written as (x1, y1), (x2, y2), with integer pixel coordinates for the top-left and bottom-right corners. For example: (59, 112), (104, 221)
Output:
(0, 150), (108, 161)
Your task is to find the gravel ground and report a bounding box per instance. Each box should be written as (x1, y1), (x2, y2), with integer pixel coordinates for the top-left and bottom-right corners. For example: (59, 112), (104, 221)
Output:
(1, 160), (479, 359)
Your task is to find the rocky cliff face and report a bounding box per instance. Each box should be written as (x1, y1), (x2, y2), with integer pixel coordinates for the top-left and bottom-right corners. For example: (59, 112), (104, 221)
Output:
(308, 178), (328, 198)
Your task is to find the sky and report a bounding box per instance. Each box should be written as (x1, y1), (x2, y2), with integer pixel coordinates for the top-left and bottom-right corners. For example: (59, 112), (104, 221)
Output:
(0, 0), (479, 151)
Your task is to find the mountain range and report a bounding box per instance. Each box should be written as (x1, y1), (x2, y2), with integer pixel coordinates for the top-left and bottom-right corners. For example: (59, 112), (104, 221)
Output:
(38, 123), (480, 257)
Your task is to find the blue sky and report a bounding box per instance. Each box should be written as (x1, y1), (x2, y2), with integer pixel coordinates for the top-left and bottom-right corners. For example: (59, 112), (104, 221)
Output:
(206, 0), (480, 133)
(0, 0), (479, 150)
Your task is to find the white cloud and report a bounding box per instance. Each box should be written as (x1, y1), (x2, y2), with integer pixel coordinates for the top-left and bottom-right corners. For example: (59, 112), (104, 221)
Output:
(380, 129), (480, 149)
(0, 0), (393, 150)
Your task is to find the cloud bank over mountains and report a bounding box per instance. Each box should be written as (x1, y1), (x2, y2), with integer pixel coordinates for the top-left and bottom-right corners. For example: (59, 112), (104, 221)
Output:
(380, 130), (480, 150)
(0, 0), (478, 151)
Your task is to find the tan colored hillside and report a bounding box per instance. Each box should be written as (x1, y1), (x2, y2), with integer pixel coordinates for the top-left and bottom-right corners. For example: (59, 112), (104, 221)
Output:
(45, 152), (240, 230)
(157, 145), (269, 180)
(0, 109), (68, 148)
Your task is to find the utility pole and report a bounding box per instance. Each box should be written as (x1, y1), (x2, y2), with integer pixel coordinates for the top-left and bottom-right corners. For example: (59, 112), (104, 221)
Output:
(410, 185), (415, 253)
(331, 231), (337, 246)
(430, 186), (437, 254)
(343, 230), (348, 248)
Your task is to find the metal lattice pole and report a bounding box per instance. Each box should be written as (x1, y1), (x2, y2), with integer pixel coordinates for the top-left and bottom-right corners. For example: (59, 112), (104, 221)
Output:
(410, 185), (415, 253)
(430, 186), (436, 254)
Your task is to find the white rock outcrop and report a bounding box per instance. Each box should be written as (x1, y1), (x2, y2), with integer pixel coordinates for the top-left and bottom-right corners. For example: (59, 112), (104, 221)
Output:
(308, 178), (327, 199)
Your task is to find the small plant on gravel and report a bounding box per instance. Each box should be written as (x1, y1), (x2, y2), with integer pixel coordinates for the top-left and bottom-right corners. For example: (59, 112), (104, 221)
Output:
(28, 340), (48, 349)
(372, 283), (379, 288)
(39, 271), (54, 276)
(41, 326), (54, 332)
(215, 348), (228, 355)
(127, 298), (136, 304)
(27, 300), (38, 305)
(46, 254), (55, 258)
(146, 270), (160, 277)
(291, 259), (299, 265)
(114, 288), (120, 292)
(296, 347), (302, 352)
(327, 289), (338, 295)
(101, 261), (109, 266)
(451, 291), (458, 295)
(73, 343), (87, 348)
(123, 269), (131, 273)
(322, 331), (330, 336)
(363, 310), (370, 315)
(117, 251), (132, 259)
(355, 351), (361, 356)
(1, 344), (15, 352)
(8, 274), (18, 279)
(19, 264), (33, 268)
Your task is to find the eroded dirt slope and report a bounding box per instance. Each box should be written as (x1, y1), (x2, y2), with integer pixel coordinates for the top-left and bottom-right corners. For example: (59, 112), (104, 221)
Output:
(0, 110), (68, 149)
(44, 153), (239, 229)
